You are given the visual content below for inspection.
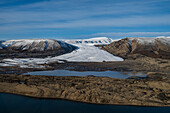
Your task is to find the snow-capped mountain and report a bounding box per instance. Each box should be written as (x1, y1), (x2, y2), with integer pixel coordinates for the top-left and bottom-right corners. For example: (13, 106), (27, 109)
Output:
(0, 39), (76, 51)
(0, 39), (77, 58)
(0, 37), (169, 68)
(103, 37), (170, 59)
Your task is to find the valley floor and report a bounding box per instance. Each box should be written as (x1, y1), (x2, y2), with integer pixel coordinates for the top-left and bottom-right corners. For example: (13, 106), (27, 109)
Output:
(0, 56), (170, 107)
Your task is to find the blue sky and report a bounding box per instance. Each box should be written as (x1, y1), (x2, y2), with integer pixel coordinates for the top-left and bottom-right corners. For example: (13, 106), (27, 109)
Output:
(0, 0), (170, 40)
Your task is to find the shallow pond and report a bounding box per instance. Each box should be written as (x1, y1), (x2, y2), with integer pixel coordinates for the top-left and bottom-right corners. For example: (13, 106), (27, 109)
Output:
(24, 69), (147, 79)
(0, 93), (169, 113)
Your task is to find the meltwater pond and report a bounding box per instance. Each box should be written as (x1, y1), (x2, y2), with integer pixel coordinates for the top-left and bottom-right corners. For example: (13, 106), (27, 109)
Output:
(24, 69), (146, 79)
(0, 93), (170, 113)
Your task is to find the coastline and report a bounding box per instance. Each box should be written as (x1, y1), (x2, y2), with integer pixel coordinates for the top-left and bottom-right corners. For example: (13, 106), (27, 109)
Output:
(0, 74), (169, 107)
(0, 92), (169, 107)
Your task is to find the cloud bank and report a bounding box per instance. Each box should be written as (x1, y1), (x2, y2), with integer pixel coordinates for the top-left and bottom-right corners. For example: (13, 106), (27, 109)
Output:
(0, 0), (170, 39)
(80, 32), (170, 39)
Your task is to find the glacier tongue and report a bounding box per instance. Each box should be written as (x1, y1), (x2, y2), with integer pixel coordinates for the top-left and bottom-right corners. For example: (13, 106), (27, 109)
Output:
(55, 43), (123, 62)
(0, 37), (123, 68)
(56, 37), (123, 62)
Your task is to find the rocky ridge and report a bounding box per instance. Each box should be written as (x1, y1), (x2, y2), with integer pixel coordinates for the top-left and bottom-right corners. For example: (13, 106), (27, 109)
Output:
(103, 38), (170, 59)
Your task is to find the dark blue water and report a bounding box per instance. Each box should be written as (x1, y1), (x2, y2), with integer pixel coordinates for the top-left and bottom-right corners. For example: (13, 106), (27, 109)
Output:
(0, 93), (169, 113)
(24, 70), (146, 79)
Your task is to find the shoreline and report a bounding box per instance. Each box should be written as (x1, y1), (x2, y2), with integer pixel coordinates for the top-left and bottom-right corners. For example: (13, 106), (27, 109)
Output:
(0, 74), (169, 107)
(0, 92), (169, 107)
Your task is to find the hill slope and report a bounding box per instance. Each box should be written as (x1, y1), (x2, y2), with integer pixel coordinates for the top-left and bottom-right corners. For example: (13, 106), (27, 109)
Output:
(103, 38), (170, 59)
(0, 39), (77, 58)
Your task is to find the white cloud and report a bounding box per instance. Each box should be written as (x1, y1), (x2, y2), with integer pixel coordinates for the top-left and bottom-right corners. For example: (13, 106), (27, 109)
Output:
(0, 0), (169, 38)
(79, 32), (170, 39)
(0, 0), (169, 25)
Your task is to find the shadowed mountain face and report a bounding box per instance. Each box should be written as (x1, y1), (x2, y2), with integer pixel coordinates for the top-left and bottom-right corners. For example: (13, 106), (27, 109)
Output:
(0, 39), (77, 58)
(103, 38), (170, 59)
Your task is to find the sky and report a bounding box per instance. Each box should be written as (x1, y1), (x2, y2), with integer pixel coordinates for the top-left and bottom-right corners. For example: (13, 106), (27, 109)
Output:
(0, 0), (170, 40)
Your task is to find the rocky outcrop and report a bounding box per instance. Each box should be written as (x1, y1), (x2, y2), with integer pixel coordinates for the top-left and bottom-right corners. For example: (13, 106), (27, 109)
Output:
(0, 39), (77, 58)
(103, 38), (170, 59)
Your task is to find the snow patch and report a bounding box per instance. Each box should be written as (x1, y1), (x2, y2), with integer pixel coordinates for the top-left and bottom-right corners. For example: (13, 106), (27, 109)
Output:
(156, 38), (170, 46)
(129, 38), (156, 45)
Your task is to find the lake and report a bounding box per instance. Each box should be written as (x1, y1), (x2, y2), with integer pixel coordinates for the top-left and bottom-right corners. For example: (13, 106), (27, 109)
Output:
(0, 93), (169, 113)
(24, 69), (147, 79)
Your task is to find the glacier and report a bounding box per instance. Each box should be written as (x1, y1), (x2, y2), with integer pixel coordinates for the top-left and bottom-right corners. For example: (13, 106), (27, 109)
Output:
(0, 37), (123, 68)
